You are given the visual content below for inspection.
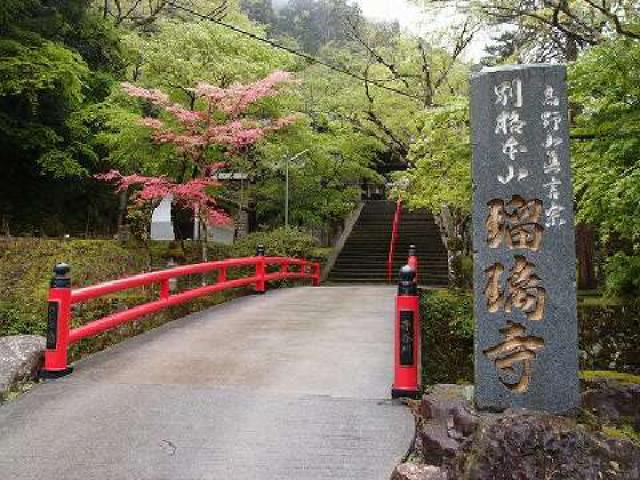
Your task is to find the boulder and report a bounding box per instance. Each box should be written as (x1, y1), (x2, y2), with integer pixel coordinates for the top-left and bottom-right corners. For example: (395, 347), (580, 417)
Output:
(391, 463), (447, 480)
(582, 377), (640, 428)
(0, 335), (45, 397)
(418, 385), (478, 465)
(395, 382), (640, 480)
(457, 412), (640, 480)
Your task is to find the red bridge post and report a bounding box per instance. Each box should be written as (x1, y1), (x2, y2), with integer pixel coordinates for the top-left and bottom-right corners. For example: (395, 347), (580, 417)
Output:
(41, 263), (74, 378)
(391, 264), (421, 399)
(312, 262), (321, 287)
(255, 244), (266, 294)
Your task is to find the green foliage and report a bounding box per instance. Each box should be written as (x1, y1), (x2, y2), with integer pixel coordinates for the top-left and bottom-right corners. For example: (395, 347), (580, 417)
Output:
(458, 255), (474, 289)
(603, 254), (640, 298)
(0, 38), (91, 176)
(233, 227), (319, 258)
(0, 239), (148, 336)
(132, 18), (299, 101)
(0, 39), (87, 98)
(394, 102), (471, 215)
(571, 39), (640, 246)
(420, 289), (474, 385)
(89, 94), (182, 177)
(0, 0), (127, 235)
(252, 118), (381, 227)
(579, 300), (640, 373)
(274, 0), (361, 53)
(602, 425), (640, 448)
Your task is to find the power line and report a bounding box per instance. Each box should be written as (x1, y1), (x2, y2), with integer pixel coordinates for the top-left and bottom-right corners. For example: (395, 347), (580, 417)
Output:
(166, 0), (423, 101)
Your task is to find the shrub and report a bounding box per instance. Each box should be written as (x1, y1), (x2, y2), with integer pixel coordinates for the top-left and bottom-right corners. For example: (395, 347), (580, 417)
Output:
(604, 253), (640, 298)
(579, 299), (640, 374)
(0, 239), (148, 336)
(419, 287), (640, 387)
(420, 288), (474, 385)
(232, 227), (319, 259)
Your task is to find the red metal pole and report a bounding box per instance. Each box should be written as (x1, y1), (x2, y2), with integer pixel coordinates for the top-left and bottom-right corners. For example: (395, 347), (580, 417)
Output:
(255, 244), (266, 293)
(391, 264), (421, 399)
(387, 200), (402, 283)
(159, 279), (170, 300)
(280, 260), (289, 276)
(41, 263), (74, 378)
(218, 266), (227, 283)
(312, 262), (321, 286)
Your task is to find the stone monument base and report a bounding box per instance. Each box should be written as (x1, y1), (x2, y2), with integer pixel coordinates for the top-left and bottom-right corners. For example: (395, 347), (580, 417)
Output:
(391, 381), (640, 480)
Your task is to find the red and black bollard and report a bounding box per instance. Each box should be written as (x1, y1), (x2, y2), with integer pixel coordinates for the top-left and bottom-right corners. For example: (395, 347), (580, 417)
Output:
(40, 263), (74, 378)
(391, 264), (421, 399)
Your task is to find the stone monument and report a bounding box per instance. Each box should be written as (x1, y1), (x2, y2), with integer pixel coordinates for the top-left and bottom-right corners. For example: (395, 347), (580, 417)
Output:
(150, 194), (175, 241)
(470, 65), (579, 413)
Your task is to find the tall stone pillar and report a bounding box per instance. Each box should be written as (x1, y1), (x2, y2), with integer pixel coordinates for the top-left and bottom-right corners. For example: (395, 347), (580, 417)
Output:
(470, 65), (579, 414)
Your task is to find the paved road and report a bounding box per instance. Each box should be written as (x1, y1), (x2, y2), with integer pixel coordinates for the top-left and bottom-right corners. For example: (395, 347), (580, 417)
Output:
(0, 286), (412, 480)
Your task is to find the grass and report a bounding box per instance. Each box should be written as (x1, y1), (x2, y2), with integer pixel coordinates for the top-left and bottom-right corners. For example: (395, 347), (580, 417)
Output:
(602, 425), (640, 447)
(580, 370), (640, 384)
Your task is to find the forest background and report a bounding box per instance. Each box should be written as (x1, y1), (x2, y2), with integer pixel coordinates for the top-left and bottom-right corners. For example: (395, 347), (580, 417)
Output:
(0, 0), (639, 298)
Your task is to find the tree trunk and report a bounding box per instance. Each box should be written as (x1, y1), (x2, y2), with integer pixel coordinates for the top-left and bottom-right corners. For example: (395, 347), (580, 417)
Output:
(116, 189), (129, 240)
(576, 223), (597, 290)
(247, 199), (258, 233)
(200, 220), (208, 263)
(435, 206), (466, 287)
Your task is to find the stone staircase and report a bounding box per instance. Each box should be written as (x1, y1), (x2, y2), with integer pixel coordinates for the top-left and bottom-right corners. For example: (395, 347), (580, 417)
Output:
(327, 201), (449, 286)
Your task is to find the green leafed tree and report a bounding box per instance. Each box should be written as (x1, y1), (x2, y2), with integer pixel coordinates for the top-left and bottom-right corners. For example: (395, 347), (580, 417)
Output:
(570, 38), (640, 246)
(251, 116), (382, 229)
(392, 102), (471, 285)
(0, 0), (126, 235)
(127, 17), (299, 106)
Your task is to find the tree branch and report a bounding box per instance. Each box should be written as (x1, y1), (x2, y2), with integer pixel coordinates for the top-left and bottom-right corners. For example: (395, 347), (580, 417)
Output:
(579, 0), (640, 40)
(344, 14), (411, 90)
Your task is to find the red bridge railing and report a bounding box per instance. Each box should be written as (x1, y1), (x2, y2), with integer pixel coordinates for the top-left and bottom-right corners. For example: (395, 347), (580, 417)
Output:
(386, 199), (402, 283)
(42, 247), (320, 377)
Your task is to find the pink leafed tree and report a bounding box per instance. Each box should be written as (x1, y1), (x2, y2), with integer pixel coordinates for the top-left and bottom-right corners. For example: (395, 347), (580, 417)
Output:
(98, 71), (298, 251)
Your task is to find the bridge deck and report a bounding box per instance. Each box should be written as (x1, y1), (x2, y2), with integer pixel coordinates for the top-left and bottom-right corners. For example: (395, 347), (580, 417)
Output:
(0, 286), (412, 480)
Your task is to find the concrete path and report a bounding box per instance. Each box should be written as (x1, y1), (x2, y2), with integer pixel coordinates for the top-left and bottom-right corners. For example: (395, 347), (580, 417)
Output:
(0, 286), (413, 480)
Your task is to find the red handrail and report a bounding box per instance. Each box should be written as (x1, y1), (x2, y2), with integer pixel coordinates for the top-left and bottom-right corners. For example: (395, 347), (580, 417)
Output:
(42, 256), (321, 375)
(387, 200), (402, 282)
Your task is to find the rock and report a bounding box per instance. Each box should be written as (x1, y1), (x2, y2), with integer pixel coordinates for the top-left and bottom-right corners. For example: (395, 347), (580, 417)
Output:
(455, 412), (640, 480)
(418, 385), (477, 466)
(0, 335), (45, 397)
(391, 463), (447, 480)
(582, 377), (640, 427)
(397, 383), (640, 480)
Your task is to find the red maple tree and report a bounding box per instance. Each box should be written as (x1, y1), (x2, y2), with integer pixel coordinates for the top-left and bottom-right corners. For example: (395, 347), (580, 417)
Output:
(99, 71), (298, 232)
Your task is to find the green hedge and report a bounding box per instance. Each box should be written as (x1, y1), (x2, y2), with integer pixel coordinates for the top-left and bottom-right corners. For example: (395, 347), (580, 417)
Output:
(420, 289), (474, 385)
(579, 300), (640, 373)
(419, 289), (640, 387)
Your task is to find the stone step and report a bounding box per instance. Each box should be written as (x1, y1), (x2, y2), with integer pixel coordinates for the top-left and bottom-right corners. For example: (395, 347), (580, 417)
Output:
(327, 201), (448, 286)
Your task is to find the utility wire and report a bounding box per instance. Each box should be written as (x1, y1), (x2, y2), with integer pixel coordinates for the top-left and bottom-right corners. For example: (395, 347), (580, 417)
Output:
(166, 0), (423, 101)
